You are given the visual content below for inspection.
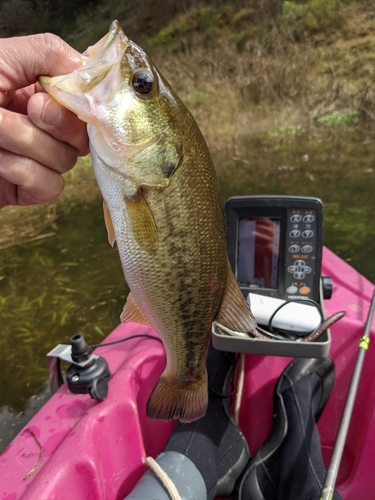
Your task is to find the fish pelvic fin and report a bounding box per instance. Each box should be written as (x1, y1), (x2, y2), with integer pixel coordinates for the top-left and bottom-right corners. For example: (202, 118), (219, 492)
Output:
(103, 200), (116, 247)
(216, 267), (260, 337)
(125, 190), (158, 252)
(120, 292), (152, 327)
(146, 371), (208, 423)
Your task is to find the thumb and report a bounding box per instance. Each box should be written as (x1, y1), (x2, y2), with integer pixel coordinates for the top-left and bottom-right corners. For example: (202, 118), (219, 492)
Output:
(0, 33), (82, 93)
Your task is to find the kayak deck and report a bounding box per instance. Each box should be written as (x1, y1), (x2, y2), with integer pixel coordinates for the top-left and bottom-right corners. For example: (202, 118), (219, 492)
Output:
(1, 247), (375, 499)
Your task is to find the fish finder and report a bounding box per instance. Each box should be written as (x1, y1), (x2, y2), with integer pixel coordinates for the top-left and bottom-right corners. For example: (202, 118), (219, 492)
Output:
(226, 195), (324, 303)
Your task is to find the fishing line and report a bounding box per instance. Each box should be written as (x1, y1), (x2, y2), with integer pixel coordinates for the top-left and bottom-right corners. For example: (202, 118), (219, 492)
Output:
(256, 325), (286, 340)
(90, 333), (163, 349)
(267, 298), (324, 334)
(93, 333), (238, 398)
(254, 298), (324, 341)
(209, 354), (240, 398)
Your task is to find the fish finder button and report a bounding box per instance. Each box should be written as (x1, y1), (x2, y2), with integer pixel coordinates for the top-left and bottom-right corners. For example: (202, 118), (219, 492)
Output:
(290, 214), (301, 223)
(289, 245), (300, 253)
(293, 271), (305, 279)
(301, 245), (313, 253)
(289, 229), (301, 238)
(302, 230), (314, 238)
(303, 215), (315, 223)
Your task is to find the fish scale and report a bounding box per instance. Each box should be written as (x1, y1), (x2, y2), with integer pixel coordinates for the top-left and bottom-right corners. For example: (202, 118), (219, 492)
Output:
(40, 20), (258, 422)
(122, 146), (227, 380)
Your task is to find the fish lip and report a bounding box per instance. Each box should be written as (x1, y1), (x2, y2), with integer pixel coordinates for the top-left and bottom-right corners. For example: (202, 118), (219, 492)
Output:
(75, 21), (128, 93)
(39, 21), (129, 120)
(82, 20), (128, 70)
(39, 20), (128, 95)
(96, 20), (127, 54)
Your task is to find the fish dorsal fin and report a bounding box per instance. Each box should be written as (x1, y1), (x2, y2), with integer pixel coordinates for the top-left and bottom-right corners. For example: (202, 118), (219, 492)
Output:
(120, 292), (152, 327)
(216, 268), (258, 336)
(103, 200), (116, 247)
(125, 190), (158, 252)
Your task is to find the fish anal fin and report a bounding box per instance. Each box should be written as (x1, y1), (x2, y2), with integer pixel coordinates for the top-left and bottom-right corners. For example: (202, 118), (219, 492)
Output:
(216, 268), (259, 337)
(146, 370), (208, 423)
(120, 292), (152, 327)
(103, 200), (116, 247)
(125, 190), (158, 252)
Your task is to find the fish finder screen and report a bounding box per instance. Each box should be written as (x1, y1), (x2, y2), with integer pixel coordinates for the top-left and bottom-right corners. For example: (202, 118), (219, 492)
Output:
(237, 217), (280, 289)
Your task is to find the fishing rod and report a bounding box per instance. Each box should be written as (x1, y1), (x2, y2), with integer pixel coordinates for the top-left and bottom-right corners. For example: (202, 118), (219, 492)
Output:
(320, 285), (375, 500)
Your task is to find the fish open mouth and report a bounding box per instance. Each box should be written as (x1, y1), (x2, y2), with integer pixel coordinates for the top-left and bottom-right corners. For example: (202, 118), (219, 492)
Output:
(41, 21), (181, 191)
(77, 21), (128, 93)
(39, 21), (128, 122)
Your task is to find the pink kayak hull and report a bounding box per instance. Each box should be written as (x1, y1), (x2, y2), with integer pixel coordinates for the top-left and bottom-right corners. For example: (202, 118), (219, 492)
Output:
(1, 247), (374, 499)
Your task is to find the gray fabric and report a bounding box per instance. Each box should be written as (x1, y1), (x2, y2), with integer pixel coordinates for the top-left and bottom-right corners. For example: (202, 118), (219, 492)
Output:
(124, 451), (207, 500)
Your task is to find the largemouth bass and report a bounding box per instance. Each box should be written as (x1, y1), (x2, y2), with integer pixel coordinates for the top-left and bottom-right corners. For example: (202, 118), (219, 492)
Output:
(40, 21), (260, 423)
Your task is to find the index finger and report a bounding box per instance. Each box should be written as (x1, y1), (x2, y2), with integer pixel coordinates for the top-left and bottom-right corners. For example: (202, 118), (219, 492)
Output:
(0, 33), (82, 93)
(28, 92), (89, 156)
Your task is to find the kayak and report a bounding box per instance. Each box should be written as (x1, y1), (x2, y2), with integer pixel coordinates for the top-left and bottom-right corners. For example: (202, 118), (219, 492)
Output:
(1, 246), (374, 499)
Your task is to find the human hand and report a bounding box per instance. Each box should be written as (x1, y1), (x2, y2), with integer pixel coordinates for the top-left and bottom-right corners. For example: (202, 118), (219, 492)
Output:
(0, 33), (89, 208)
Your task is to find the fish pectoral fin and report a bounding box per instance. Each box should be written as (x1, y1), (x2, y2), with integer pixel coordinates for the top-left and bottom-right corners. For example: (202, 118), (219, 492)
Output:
(125, 190), (158, 252)
(103, 200), (116, 247)
(120, 292), (152, 327)
(216, 267), (260, 337)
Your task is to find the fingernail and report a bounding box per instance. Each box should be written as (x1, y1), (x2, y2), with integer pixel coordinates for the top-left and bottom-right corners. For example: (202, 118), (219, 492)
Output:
(42, 99), (63, 125)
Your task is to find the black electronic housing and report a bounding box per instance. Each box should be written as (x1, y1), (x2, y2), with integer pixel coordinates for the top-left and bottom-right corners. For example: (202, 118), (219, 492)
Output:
(226, 195), (324, 303)
(66, 334), (111, 401)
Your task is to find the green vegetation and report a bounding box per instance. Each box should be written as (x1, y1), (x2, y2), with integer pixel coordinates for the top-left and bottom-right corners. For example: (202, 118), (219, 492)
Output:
(268, 125), (307, 139)
(0, 201), (126, 413)
(315, 110), (360, 128)
(281, 0), (341, 39)
(1, 0), (375, 247)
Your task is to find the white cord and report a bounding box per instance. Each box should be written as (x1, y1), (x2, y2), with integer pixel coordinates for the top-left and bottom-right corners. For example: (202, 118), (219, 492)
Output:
(146, 456), (182, 500)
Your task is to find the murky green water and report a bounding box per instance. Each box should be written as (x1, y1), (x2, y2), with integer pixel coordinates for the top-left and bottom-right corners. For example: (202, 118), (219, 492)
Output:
(216, 127), (375, 279)
(1, 127), (375, 450)
(0, 202), (126, 449)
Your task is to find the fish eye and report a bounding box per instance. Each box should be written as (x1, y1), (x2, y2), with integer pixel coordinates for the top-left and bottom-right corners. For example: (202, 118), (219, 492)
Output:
(131, 71), (154, 95)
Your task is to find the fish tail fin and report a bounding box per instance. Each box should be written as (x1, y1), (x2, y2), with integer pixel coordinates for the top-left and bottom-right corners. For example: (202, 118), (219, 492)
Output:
(146, 371), (208, 423)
